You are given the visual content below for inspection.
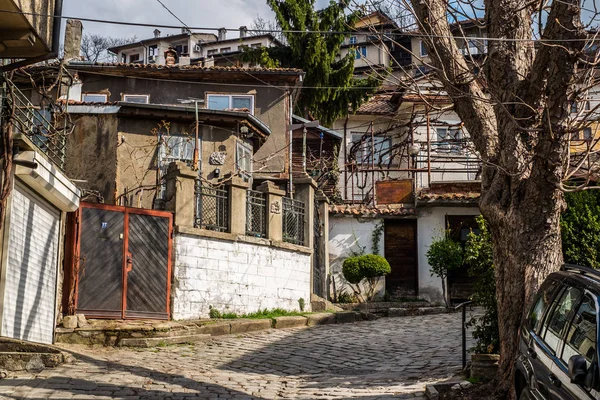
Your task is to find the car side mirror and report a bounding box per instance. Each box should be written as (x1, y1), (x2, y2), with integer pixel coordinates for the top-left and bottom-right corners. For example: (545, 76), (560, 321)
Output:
(568, 355), (588, 385)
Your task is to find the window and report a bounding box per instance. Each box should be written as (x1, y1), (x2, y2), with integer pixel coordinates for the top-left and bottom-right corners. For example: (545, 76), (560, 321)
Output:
(528, 280), (561, 333)
(354, 46), (367, 59)
(543, 286), (582, 352)
(349, 36), (357, 45)
(157, 135), (197, 199)
(220, 47), (231, 53)
(562, 294), (596, 365)
(571, 102), (579, 114)
(351, 134), (391, 165)
(584, 127), (593, 140)
(585, 101), (591, 111)
(122, 94), (150, 104)
(121, 53), (127, 63)
(129, 54), (140, 63)
(82, 93), (108, 103)
(250, 43), (262, 49)
(236, 141), (253, 181)
(207, 49), (218, 56)
(207, 94), (254, 114)
(420, 40), (428, 56)
(436, 127), (463, 152)
(174, 44), (188, 55)
(148, 45), (158, 58)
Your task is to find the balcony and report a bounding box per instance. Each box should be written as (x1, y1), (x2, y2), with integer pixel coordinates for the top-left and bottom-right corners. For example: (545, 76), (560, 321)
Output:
(2, 77), (67, 170)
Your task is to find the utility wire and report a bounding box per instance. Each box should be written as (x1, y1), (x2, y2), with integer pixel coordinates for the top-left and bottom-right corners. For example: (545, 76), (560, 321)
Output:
(1, 9), (599, 43)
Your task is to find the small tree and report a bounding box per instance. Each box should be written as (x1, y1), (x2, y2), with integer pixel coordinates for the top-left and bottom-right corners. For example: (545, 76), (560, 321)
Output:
(465, 216), (499, 354)
(342, 254), (391, 302)
(561, 190), (600, 269)
(426, 236), (463, 308)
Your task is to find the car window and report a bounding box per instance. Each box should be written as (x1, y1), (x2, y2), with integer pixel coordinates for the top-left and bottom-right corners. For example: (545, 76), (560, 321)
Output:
(562, 294), (597, 366)
(543, 286), (583, 352)
(528, 279), (561, 333)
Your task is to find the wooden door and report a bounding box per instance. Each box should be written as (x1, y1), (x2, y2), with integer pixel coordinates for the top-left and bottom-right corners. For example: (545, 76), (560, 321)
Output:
(384, 220), (418, 296)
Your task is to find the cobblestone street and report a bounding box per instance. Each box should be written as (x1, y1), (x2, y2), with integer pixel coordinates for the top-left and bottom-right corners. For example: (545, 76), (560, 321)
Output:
(0, 313), (472, 399)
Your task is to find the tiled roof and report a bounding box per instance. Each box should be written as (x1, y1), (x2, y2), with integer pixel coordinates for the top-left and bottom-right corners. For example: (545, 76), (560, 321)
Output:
(329, 204), (417, 216)
(69, 62), (303, 74)
(355, 94), (396, 115)
(417, 191), (480, 203)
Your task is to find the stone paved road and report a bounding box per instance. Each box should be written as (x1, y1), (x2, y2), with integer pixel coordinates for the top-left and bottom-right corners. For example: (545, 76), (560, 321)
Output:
(0, 312), (473, 399)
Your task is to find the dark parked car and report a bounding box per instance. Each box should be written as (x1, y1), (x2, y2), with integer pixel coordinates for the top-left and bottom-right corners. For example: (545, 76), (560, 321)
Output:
(516, 264), (600, 399)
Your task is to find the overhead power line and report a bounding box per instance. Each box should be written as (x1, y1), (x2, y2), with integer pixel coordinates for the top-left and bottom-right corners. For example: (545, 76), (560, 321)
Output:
(1, 8), (599, 43)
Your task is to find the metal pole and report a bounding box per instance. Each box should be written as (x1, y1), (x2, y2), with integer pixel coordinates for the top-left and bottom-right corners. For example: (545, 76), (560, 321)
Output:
(193, 101), (199, 170)
(426, 110), (431, 187)
(462, 304), (467, 370)
(302, 126), (307, 173)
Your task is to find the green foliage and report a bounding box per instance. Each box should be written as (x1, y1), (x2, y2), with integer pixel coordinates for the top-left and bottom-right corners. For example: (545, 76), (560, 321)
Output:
(371, 221), (384, 255)
(342, 254), (391, 301)
(465, 216), (499, 354)
(208, 306), (221, 319)
(360, 254), (391, 278)
(561, 190), (600, 268)
(241, 0), (382, 125)
(426, 235), (463, 308)
(426, 236), (464, 280)
(342, 256), (363, 284)
(335, 290), (356, 303)
(298, 297), (306, 311)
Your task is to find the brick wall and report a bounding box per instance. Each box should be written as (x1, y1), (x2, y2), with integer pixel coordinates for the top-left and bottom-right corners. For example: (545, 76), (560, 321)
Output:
(172, 234), (312, 319)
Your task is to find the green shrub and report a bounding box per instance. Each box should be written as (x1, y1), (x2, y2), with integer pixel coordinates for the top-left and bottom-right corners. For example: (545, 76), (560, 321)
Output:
(342, 256), (363, 284)
(465, 215), (499, 354)
(426, 235), (463, 307)
(208, 307), (221, 319)
(561, 190), (600, 268)
(341, 254), (391, 302)
(360, 254), (391, 278)
(336, 291), (355, 303)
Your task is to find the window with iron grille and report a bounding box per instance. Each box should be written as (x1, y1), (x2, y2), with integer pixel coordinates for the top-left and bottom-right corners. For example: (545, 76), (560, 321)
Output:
(195, 180), (229, 232)
(282, 197), (305, 246)
(246, 190), (266, 237)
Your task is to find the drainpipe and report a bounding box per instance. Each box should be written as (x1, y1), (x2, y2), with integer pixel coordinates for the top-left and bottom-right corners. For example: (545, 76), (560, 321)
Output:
(288, 91), (293, 197)
(51, 0), (63, 57)
(343, 115), (349, 200)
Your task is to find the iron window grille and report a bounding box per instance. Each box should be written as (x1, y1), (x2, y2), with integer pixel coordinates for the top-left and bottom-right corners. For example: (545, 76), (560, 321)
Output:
(195, 180), (229, 232)
(246, 190), (266, 238)
(3, 78), (67, 170)
(282, 197), (305, 246)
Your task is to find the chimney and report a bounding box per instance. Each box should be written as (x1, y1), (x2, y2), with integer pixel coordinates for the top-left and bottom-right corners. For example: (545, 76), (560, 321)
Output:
(239, 26), (248, 38)
(154, 29), (161, 38)
(63, 19), (83, 61)
(182, 27), (191, 35)
(218, 28), (227, 41)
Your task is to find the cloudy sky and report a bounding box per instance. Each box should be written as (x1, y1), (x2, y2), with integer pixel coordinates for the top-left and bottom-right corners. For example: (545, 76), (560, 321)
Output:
(61, 0), (329, 41)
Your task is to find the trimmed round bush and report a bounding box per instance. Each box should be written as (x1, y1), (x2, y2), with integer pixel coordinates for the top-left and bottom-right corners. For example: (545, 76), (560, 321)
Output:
(342, 256), (363, 284)
(359, 254), (391, 278)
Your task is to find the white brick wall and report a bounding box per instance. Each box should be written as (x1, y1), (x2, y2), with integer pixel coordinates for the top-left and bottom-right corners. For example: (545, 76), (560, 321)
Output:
(172, 234), (312, 319)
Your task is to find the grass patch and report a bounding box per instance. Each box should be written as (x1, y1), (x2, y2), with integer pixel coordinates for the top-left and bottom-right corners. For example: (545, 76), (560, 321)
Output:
(209, 308), (311, 320)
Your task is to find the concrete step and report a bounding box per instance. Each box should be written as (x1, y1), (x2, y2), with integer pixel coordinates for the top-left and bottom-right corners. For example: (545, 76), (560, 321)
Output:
(117, 334), (211, 348)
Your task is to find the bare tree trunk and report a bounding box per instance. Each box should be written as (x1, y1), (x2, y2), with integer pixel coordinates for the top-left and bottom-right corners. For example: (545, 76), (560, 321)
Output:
(408, 0), (585, 396)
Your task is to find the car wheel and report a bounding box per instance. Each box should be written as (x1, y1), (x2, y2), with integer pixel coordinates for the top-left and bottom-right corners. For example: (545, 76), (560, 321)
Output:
(518, 386), (532, 400)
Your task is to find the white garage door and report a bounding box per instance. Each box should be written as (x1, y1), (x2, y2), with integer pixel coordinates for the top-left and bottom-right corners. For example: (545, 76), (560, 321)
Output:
(1, 181), (60, 344)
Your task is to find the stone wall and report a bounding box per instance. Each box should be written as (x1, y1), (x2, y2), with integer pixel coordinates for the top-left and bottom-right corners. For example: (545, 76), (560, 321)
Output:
(172, 233), (312, 319)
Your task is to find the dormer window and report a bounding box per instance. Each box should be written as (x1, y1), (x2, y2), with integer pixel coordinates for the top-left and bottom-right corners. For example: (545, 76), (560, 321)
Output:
(122, 94), (150, 104)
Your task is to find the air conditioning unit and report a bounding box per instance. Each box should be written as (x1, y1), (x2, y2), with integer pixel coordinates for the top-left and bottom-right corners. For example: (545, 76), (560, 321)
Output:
(194, 44), (202, 52)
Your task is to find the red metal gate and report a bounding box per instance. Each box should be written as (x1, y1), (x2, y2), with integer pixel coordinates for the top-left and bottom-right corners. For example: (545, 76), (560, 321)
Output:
(66, 202), (173, 320)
